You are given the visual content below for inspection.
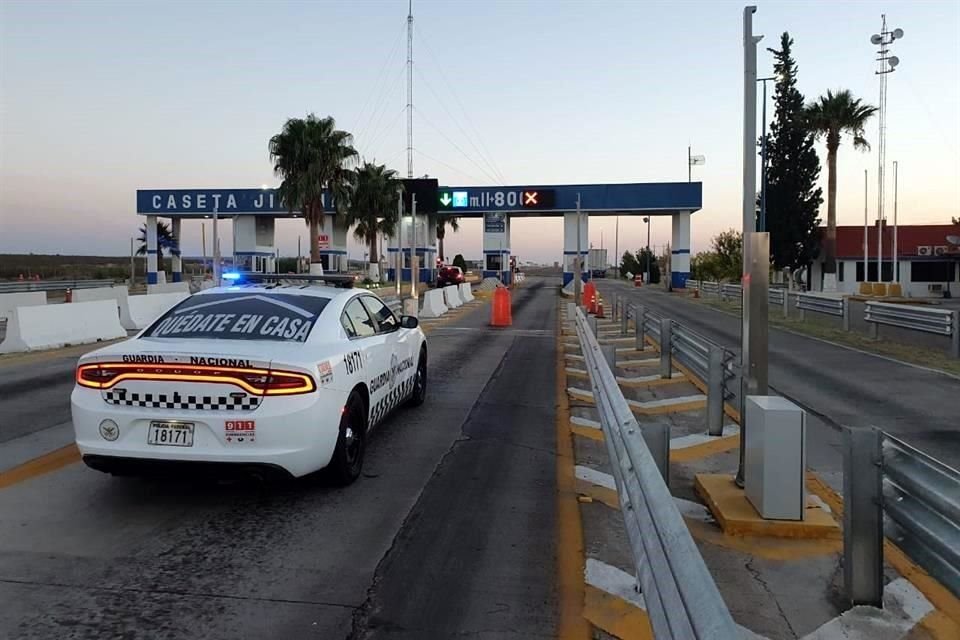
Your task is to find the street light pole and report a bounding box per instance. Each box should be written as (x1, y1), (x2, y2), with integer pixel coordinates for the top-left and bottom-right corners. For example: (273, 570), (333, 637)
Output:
(758, 76), (775, 233)
(212, 205), (220, 286)
(644, 217), (651, 283)
(737, 5), (764, 488)
(574, 193), (582, 305)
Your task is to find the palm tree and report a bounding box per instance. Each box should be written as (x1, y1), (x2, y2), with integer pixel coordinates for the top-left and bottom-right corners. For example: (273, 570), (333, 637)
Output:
(346, 162), (402, 280)
(804, 89), (877, 288)
(436, 216), (460, 263)
(136, 221), (180, 267)
(269, 114), (358, 274)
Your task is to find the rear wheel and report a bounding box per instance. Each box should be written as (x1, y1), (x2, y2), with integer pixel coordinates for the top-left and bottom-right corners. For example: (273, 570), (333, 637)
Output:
(327, 392), (366, 485)
(407, 348), (427, 407)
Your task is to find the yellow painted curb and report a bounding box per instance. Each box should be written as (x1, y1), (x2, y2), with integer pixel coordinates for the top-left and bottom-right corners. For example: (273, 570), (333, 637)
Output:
(694, 474), (840, 540)
(575, 478), (620, 510)
(555, 304), (591, 640)
(584, 585), (653, 640)
(571, 424), (603, 443)
(630, 398), (706, 415)
(806, 473), (960, 633)
(671, 434), (740, 462)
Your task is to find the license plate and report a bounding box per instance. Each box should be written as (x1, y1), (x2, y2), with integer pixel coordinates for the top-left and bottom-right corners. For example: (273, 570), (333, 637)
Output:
(148, 422), (195, 447)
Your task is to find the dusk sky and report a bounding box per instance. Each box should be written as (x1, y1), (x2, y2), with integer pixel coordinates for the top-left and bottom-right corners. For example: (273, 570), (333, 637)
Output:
(1, 0), (957, 264)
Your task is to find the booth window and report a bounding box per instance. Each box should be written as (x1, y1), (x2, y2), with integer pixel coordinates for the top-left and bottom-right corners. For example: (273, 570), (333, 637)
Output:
(486, 254), (502, 271)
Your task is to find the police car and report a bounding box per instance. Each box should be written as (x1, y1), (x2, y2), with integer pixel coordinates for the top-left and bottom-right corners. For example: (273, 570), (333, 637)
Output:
(70, 274), (427, 485)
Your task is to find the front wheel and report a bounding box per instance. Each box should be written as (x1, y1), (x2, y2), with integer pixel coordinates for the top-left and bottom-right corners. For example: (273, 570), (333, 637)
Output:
(327, 391), (366, 485)
(407, 348), (427, 407)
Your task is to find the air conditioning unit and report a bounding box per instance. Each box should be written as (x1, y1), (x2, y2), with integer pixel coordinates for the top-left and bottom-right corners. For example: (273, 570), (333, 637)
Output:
(917, 245), (932, 257)
(934, 245), (948, 256)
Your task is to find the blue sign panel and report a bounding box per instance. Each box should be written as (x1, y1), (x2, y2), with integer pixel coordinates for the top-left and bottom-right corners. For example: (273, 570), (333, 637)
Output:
(136, 189), (336, 217)
(484, 211), (506, 233)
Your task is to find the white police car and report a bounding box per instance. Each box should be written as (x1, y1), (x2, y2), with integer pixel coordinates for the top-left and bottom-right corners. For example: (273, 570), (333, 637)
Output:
(70, 275), (427, 484)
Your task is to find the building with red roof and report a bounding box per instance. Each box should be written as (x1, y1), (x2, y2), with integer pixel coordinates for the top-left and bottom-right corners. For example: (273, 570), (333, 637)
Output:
(809, 223), (959, 297)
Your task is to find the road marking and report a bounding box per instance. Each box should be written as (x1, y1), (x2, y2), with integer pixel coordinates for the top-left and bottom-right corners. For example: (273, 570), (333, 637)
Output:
(575, 465), (616, 491)
(800, 578), (932, 640)
(555, 304), (591, 640)
(583, 560), (652, 640)
(0, 444), (79, 489)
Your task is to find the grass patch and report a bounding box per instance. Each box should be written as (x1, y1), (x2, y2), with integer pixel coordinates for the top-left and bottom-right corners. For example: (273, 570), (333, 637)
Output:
(691, 296), (960, 377)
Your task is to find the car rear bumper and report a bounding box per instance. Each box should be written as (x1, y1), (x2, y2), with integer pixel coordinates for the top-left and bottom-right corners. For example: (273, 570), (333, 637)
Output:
(71, 385), (346, 477)
(81, 454), (294, 480)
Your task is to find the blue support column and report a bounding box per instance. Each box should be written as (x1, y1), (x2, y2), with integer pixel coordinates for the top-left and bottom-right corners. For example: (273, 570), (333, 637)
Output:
(146, 215), (158, 285)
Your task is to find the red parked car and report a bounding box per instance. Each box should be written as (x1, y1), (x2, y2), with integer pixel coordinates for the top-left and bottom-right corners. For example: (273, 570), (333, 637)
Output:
(437, 265), (465, 287)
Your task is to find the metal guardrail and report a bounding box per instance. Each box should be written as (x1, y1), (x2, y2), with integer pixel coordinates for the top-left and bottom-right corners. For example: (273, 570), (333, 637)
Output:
(844, 427), (960, 604)
(865, 301), (959, 357)
(768, 288), (785, 306)
(573, 307), (739, 639)
(0, 279), (117, 294)
(796, 293), (844, 317)
(700, 281), (720, 296)
(720, 283), (742, 305)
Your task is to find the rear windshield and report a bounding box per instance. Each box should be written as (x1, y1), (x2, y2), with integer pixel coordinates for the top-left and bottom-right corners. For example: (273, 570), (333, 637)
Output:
(144, 292), (330, 342)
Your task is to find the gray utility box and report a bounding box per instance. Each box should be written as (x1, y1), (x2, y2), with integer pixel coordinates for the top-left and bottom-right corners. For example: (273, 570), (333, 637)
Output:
(745, 396), (806, 520)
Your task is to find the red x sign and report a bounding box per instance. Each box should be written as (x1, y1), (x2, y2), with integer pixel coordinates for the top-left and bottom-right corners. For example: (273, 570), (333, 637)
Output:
(523, 191), (538, 205)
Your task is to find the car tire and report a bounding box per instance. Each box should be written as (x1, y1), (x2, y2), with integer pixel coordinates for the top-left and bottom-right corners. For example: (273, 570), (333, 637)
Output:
(327, 391), (366, 486)
(407, 347), (427, 407)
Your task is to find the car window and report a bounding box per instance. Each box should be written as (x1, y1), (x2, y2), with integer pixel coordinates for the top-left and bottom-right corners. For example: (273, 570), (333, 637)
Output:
(344, 298), (376, 338)
(340, 311), (358, 338)
(144, 292), (329, 343)
(361, 296), (399, 333)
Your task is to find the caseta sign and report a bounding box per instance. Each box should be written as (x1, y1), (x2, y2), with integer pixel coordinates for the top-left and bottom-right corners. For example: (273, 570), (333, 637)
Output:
(136, 189), (337, 216)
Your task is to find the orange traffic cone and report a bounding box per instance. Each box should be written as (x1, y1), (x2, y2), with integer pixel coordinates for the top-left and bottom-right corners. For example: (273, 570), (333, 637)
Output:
(65, 288), (73, 303)
(490, 286), (512, 327)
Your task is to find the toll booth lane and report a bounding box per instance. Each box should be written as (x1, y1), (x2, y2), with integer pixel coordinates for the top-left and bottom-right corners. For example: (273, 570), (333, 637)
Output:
(0, 278), (564, 640)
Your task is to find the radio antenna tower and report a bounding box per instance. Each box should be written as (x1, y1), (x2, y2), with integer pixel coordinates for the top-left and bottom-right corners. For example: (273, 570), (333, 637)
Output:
(406, 0), (414, 179)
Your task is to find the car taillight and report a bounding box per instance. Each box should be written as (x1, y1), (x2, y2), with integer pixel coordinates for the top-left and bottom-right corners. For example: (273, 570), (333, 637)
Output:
(76, 364), (124, 388)
(76, 363), (316, 396)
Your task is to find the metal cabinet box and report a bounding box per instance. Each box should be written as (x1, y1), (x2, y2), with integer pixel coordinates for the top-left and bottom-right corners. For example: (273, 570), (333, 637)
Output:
(745, 395), (806, 520)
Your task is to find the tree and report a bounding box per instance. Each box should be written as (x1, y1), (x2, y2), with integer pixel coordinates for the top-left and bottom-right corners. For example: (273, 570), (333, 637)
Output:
(619, 250), (640, 278)
(269, 114), (358, 273)
(764, 33), (823, 277)
(712, 229), (743, 281)
(345, 162), (401, 280)
(952, 216), (959, 225)
(136, 221), (180, 265)
(804, 90), (877, 287)
(436, 216), (460, 262)
(691, 252), (723, 282)
(452, 254), (467, 271)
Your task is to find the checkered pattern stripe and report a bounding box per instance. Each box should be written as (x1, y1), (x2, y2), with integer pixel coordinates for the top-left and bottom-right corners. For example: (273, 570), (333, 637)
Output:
(103, 389), (262, 412)
(369, 375), (416, 426)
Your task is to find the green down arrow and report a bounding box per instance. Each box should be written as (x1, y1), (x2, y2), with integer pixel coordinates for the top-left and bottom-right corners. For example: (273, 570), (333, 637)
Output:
(439, 193), (452, 206)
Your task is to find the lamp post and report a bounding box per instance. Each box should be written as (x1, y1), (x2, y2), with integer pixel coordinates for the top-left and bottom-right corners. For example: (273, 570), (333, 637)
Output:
(643, 216), (651, 283)
(871, 15), (903, 284)
(757, 76), (775, 233)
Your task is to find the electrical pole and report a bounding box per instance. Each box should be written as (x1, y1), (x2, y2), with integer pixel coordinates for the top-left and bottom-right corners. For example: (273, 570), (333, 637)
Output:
(893, 161), (899, 283)
(212, 205), (220, 286)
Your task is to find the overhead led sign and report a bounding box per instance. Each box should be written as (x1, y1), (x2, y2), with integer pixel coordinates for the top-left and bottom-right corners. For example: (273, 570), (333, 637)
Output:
(438, 188), (556, 211)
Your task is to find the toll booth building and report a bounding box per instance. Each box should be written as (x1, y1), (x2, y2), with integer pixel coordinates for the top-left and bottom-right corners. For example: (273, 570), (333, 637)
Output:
(137, 181), (702, 288)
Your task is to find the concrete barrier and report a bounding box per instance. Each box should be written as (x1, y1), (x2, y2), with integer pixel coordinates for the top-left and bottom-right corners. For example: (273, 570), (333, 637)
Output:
(148, 281), (190, 295)
(120, 292), (190, 331)
(420, 289), (448, 318)
(443, 285), (463, 309)
(0, 292), (46, 319)
(0, 300), (127, 353)
(459, 283), (475, 303)
(71, 285), (128, 304)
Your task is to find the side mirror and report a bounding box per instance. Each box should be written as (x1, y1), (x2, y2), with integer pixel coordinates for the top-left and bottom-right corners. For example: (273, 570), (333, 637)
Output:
(400, 315), (419, 329)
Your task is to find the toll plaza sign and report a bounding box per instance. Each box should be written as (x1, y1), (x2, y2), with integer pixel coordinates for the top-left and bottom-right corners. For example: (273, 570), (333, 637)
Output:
(438, 187), (556, 212)
(136, 189), (336, 217)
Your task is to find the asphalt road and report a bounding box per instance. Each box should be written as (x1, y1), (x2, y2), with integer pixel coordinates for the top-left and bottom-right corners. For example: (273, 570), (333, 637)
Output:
(0, 279), (559, 640)
(598, 281), (960, 473)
